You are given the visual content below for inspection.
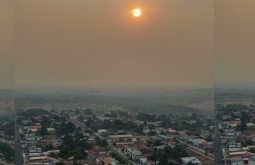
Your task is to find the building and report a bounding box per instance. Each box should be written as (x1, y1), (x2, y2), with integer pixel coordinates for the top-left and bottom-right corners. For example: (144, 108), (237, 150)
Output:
(47, 128), (56, 134)
(181, 157), (202, 165)
(108, 134), (135, 144)
(97, 129), (107, 135)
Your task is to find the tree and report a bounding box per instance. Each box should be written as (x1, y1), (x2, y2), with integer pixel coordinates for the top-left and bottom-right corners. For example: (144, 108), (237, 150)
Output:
(49, 152), (57, 158)
(147, 141), (152, 148)
(143, 121), (147, 127)
(44, 144), (54, 151)
(0, 142), (14, 161)
(191, 113), (198, 120)
(66, 122), (76, 133)
(148, 131), (156, 136)
(55, 162), (65, 165)
(148, 124), (155, 130)
(101, 140), (108, 148)
(96, 136), (101, 145)
(74, 153), (83, 160)
(204, 151), (208, 161)
(154, 139), (161, 146)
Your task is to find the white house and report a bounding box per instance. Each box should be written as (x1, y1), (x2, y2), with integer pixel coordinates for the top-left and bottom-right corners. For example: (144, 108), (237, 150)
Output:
(181, 157), (202, 165)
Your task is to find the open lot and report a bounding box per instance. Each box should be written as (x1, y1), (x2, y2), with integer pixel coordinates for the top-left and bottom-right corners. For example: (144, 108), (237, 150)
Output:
(188, 150), (214, 165)
(244, 130), (255, 136)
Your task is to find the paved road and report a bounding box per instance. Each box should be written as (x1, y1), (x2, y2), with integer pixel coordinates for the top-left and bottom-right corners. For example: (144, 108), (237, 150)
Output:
(15, 122), (24, 165)
(214, 112), (224, 165)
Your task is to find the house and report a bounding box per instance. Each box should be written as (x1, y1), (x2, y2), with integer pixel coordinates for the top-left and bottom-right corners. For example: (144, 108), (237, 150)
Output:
(137, 144), (147, 151)
(28, 146), (42, 153)
(47, 128), (56, 134)
(179, 134), (192, 142)
(97, 129), (107, 135)
(181, 157), (202, 165)
(76, 159), (94, 165)
(95, 157), (118, 165)
(86, 148), (106, 159)
(143, 160), (159, 165)
(83, 133), (90, 138)
(126, 148), (142, 159)
(0, 131), (5, 136)
(108, 134), (135, 144)
(189, 139), (206, 146)
(165, 139), (176, 146)
(94, 153), (111, 162)
(225, 131), (242, 136)
(136, 155), (147, 163)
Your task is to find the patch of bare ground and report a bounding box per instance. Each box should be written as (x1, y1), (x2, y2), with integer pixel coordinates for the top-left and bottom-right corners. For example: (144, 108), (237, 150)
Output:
(244, 130), (255, 136)
(43, 134), (60, 140)
(188, 150), (214, 165)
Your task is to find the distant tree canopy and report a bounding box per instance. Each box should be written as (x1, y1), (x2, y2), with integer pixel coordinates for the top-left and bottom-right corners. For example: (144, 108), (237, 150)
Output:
(100, 119), (144, 134)
(217, 104), (250, 112)
(137, 113), (158, 122)
(21, 109), (49, 117)
(191, 113), (198, 120)
(84, 109), (93, 115)
(105, 112), (118, 118)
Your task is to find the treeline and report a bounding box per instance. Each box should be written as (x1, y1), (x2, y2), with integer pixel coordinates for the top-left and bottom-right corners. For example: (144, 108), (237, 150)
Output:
(217, 104), (250, 112)
(100, 119), (144, 134)
(18, 109), (49, 117)
(104, 110), (129, 118)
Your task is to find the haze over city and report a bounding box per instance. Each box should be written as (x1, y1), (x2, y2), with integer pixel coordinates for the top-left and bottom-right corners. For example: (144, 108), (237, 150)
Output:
(1, 0), (214, 89)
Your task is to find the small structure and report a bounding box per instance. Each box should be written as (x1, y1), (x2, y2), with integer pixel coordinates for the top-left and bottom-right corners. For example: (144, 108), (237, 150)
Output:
(47, 128), (56, 134)
(181, 157), (202, 165)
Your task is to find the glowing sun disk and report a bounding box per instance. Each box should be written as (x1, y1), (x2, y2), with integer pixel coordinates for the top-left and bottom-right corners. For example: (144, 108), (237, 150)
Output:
(132, 8), (142, 17)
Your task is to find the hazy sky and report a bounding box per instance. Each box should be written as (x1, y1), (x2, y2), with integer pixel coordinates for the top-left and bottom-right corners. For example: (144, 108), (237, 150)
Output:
(14, 0), (214, 89)
(215, 0), (255, 85)
(0, 0), (14, 89)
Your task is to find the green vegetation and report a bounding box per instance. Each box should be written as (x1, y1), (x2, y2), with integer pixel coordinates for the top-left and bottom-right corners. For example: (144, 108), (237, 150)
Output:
(110, 152), (127, 164)
(19, 109), (50, 117)
(100, 119), (144, 134)
(0, 121), (14, 136)
(148, 145), (189, 164)
(59, 122), (76, 135)
(59, 135), (91, 159)
(0, 142), (14, 161)
(84, 109), (93, 115)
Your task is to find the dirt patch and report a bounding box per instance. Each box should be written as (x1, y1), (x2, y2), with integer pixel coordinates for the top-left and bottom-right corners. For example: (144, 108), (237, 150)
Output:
(43, 135), (60, 140)
(244, 130), (255, 136)
(188, 150), (214, 165)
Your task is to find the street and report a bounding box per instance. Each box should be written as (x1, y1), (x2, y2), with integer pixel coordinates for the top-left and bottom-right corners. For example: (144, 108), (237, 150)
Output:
(15, 121), (24, 165)
(214, 112), (224, 165)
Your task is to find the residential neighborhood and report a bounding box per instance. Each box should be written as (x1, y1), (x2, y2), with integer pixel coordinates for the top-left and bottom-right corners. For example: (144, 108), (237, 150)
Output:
(216, 103), (255, 165)
(13, 107), (215, 165)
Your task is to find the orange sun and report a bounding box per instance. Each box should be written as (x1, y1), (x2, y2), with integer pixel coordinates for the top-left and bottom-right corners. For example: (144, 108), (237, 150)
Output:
(132, 8), (142, 17)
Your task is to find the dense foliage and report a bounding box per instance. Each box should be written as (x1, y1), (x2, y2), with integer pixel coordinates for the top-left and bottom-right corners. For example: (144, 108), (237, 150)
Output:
(59, 135), (91, 159)
(0, 142), (14, 161)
